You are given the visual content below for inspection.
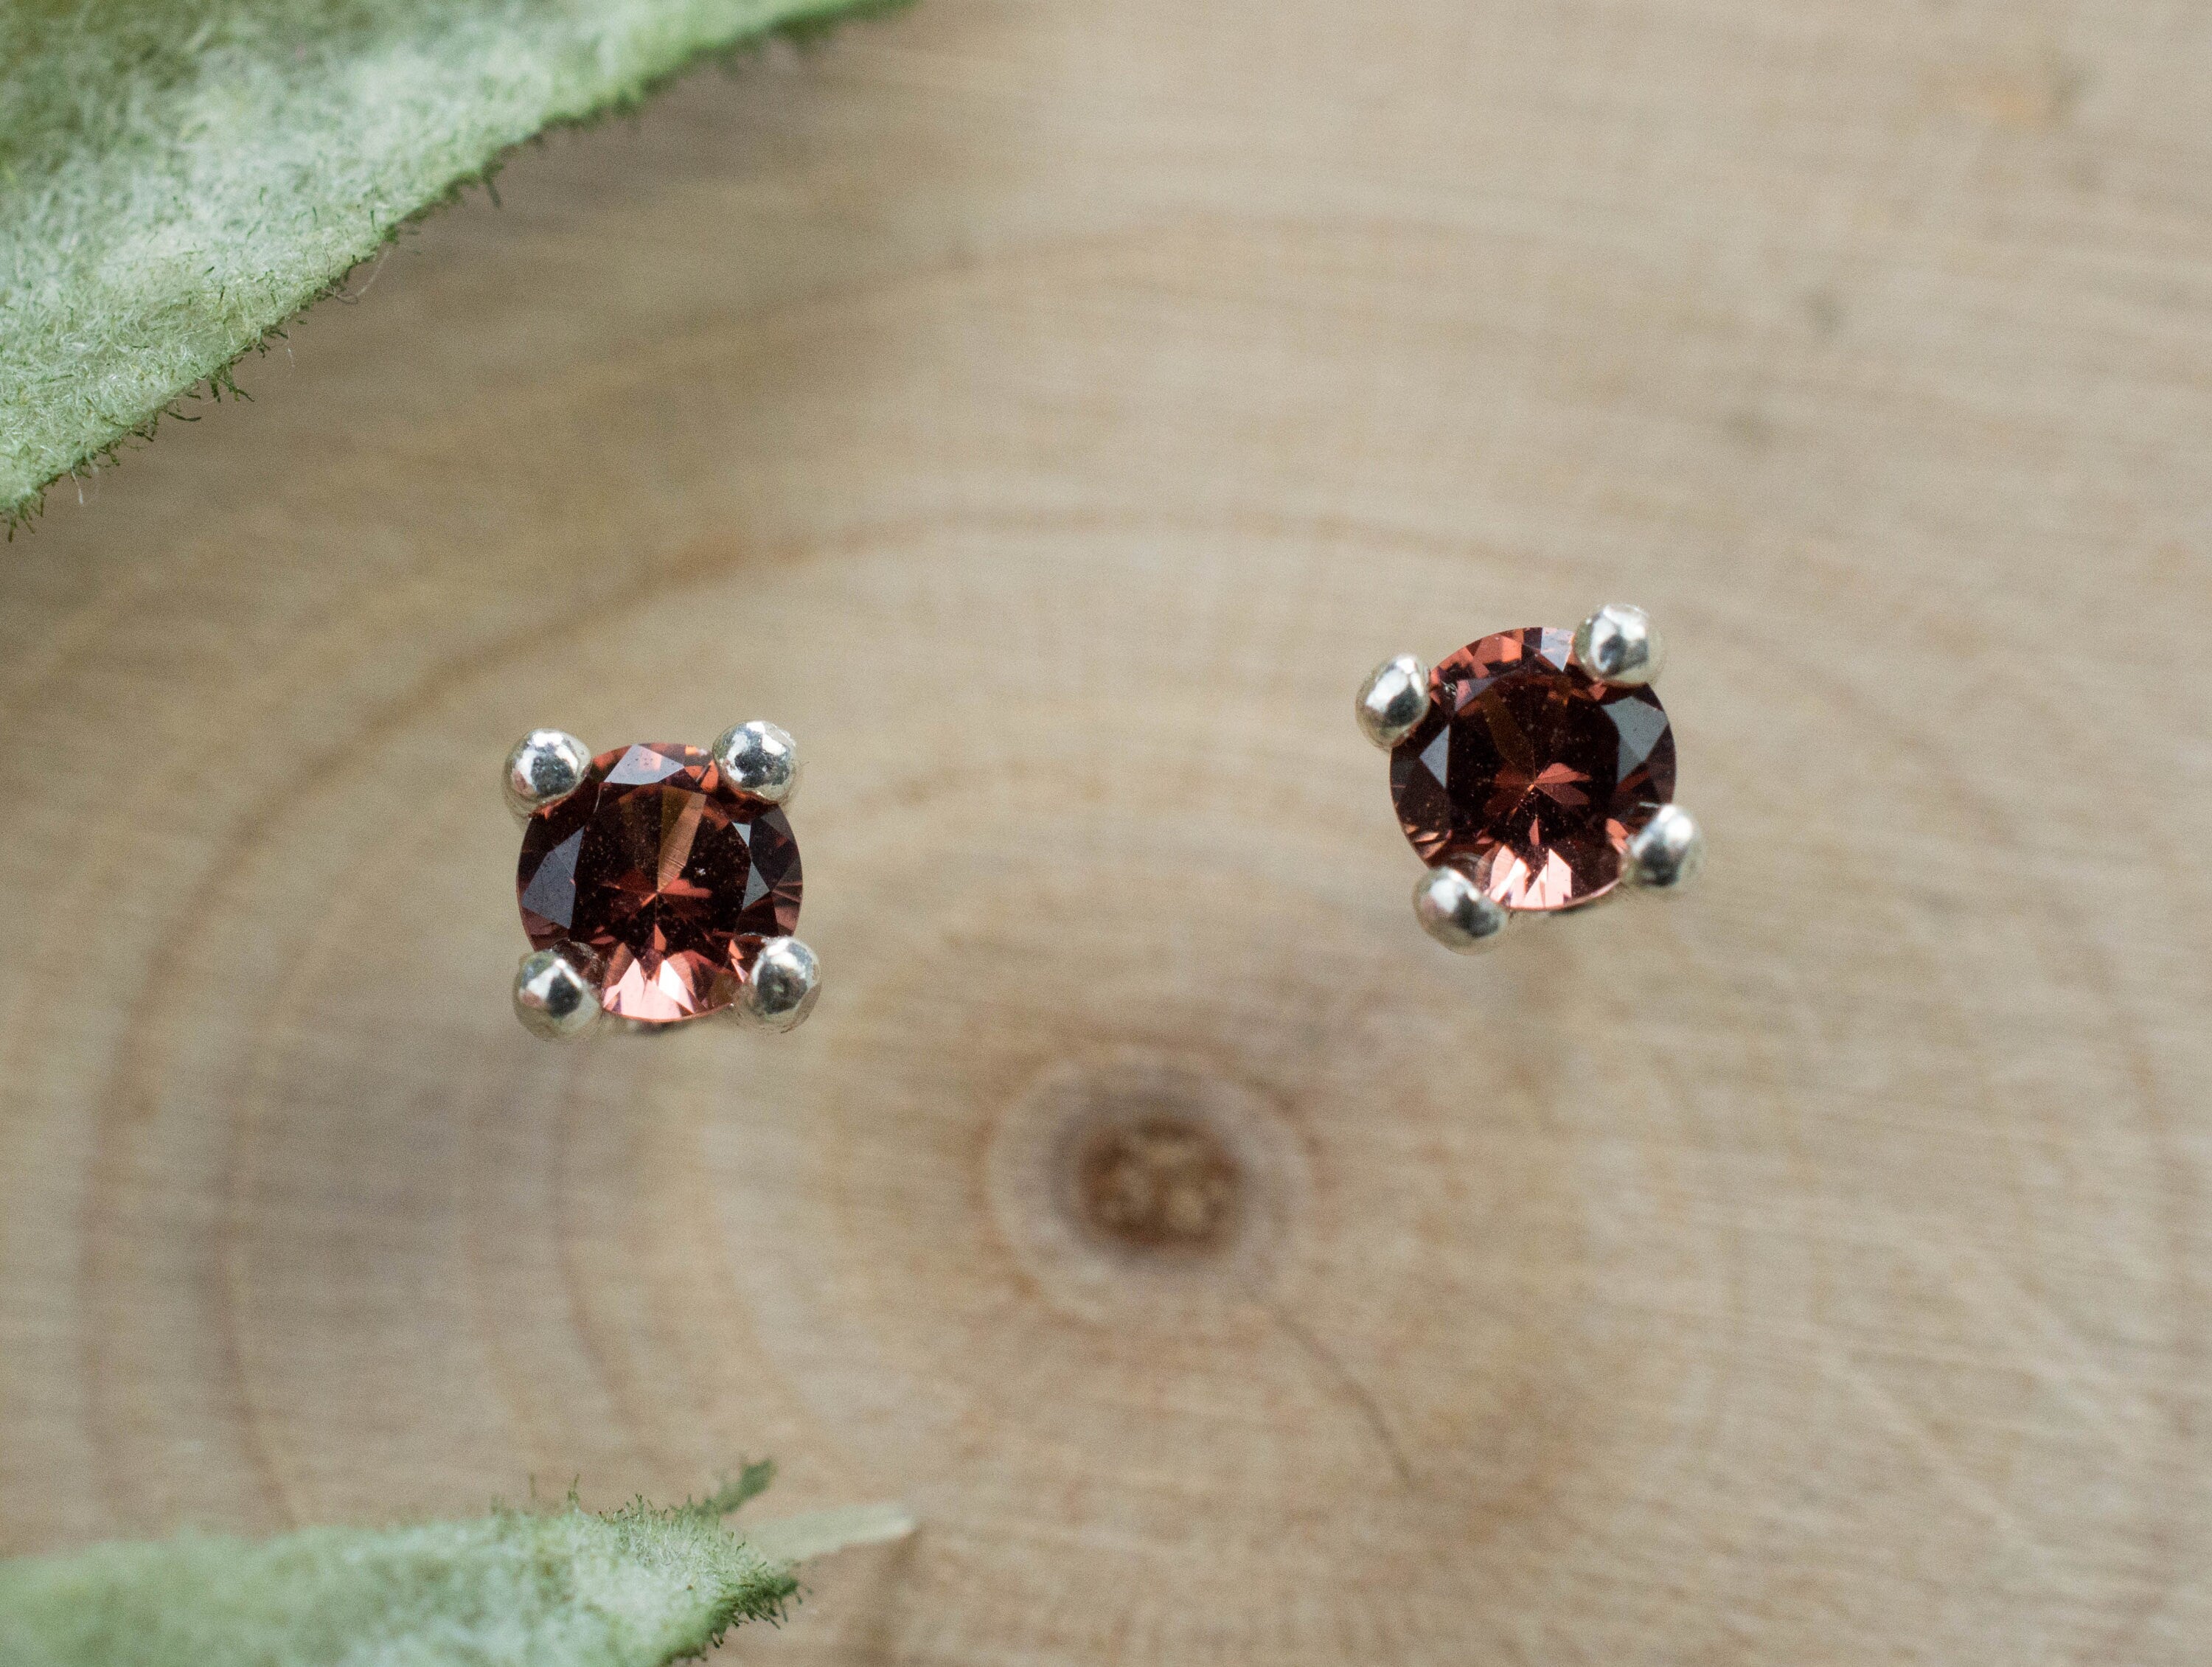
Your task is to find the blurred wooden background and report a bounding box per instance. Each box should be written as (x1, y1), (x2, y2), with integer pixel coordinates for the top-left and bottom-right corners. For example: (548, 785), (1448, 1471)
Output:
(4, 0), (2211, 1660)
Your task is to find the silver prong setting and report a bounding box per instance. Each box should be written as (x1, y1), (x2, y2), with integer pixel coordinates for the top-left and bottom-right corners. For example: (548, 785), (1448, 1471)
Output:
(712, 720), (801, 805)
(1571, 604), (1664, 687)
(504, 729), (592, 820)
(1622, 804), (1704, 892)
(1412, 866), (1512, 954)
(514, 946), (606, 1040)
(735, 936), (820, 1031)
(1356, 653), (1431, 750)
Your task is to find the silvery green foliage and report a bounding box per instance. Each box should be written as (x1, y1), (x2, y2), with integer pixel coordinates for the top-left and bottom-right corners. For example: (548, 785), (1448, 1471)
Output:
(0, 0), (902, 530)
(0, 1462), (913, 1667)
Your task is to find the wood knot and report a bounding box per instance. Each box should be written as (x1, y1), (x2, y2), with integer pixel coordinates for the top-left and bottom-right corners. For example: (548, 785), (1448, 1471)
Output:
(987, 1051), (1304, 1317)
(1071, 1112), (1242, 1255)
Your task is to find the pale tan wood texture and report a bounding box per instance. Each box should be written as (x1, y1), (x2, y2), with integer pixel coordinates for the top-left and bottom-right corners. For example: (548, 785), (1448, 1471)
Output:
(3, 1), (2211, 1661)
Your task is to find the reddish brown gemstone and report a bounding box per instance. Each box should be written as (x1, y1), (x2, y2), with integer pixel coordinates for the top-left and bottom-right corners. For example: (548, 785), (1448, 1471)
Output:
(1390, 627), (1675, 911)
(517, 743), (801, 1024)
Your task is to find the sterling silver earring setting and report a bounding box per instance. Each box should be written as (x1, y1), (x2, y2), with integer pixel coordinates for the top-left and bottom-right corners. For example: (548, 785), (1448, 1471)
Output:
(504, 722), (818, 1039)
(1357, 603), (1704, 953)
(497, 610), (1693, 1034)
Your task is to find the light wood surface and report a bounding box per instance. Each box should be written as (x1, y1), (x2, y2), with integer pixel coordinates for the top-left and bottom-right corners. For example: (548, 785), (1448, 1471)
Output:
(4, 1), (2211, 1660)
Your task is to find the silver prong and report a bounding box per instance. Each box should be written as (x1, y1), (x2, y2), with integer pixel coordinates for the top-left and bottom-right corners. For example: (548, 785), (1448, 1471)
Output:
(712, 720), (801, 805)
(1571, 604), (1664, 687)
(1412, 866), (1512, 954)
(1622, 804), (1704, 891)
(735, 936), (820, 1031)
(504, 729), (592, 820)
(1356, 653), (1430, 749)
(514, 946), (605, 1039)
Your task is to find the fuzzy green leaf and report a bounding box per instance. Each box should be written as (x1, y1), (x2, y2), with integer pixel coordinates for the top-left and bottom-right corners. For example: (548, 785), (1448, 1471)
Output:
(0, 1468), (914, 1667)
(0, 0), (901, 530)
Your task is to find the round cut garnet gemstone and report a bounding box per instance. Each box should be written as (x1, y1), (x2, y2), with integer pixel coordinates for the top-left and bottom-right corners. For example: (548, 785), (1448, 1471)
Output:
(1389, 627), (1676, 911)
(517, 742), (802, 1024)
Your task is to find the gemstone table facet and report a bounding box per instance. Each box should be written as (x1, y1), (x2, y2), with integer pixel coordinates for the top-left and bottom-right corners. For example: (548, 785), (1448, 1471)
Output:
(1389, 627), (1676, 911)
(517, 742), (802, 1023)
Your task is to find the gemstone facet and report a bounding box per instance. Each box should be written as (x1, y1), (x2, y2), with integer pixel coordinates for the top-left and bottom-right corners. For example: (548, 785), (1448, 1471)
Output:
(517, 742), (802, 1024)
(1389, 627), (1676, 911)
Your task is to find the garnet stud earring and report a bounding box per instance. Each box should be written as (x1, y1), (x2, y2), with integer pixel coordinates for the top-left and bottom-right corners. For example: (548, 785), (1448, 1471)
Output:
(503, 723), (818, 1037)
(1356, 604), (1704, 953)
